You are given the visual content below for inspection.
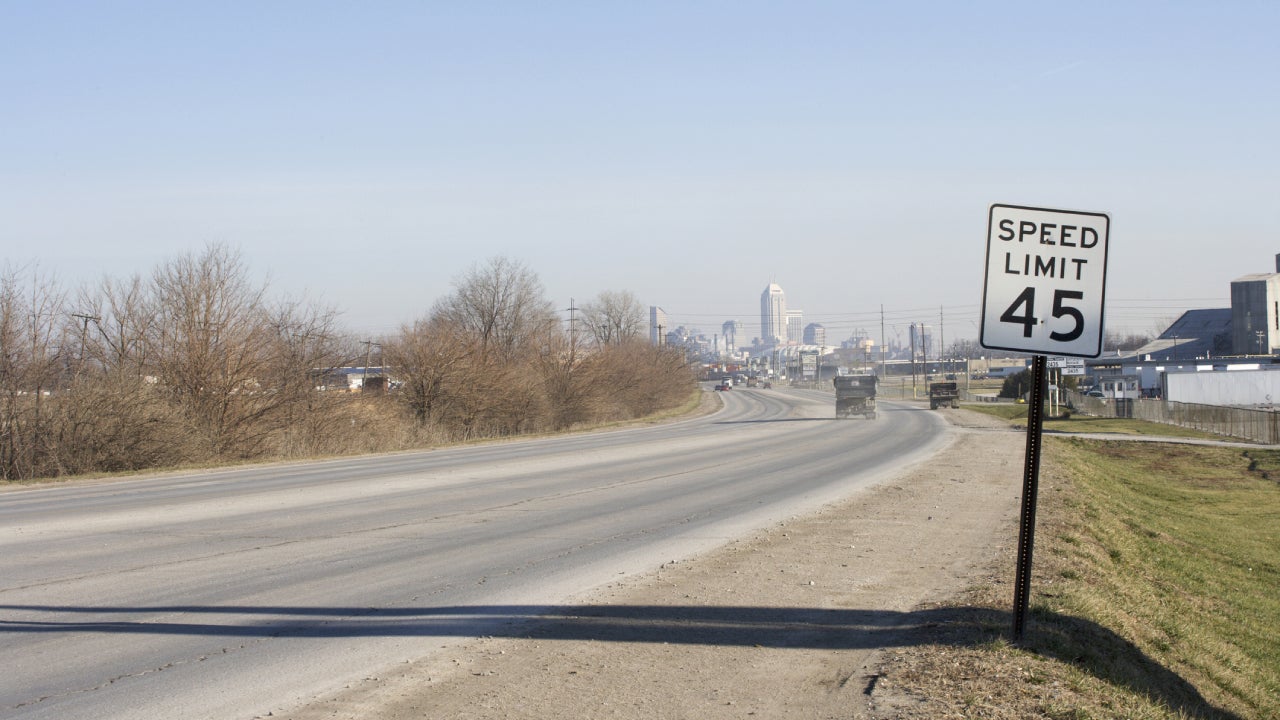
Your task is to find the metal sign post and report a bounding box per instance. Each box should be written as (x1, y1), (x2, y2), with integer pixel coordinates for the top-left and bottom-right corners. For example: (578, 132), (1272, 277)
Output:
(1012, 354), (1047, 641)
(980, 203), (1110, 644)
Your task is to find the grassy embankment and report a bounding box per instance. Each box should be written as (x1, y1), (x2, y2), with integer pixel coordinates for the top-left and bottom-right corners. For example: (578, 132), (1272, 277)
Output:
(882, 412), (1280, 718)
(970, 401), (1228, 441)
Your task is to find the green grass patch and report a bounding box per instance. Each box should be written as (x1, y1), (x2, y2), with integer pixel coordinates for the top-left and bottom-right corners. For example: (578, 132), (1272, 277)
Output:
(965, 403), (1229, 440)
(1242, 448), (1280, 481)
(1029, 439), (1280, 718)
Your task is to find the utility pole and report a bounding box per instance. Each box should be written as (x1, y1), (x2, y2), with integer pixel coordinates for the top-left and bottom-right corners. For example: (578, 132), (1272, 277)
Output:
(922, 322), (929, 384)
(71, 312), (100, 375)
(361, 340), (381, 391)
(567, 298), (579, 362)
(965, 351), (971, 398)
(910, 323), (917, 395)
(880, 305), (886, 380)
(940, 305), (945, 376)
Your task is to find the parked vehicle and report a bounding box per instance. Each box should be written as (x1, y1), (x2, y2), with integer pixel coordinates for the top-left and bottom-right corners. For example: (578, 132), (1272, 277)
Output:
(929, 381), (960, 409)
(834, 375), (878, 419)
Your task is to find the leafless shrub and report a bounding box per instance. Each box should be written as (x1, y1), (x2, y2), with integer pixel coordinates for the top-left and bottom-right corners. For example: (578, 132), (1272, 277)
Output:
(532, 329), (601, 430)
(582, 341), (697, 419)
(385, 316), (541, 441)
(2, 249), (694, 481)
(51, 372), (187, 474)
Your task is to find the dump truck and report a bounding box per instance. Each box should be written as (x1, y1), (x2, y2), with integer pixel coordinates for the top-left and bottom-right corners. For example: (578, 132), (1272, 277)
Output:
(834, 374), (878, 419)
(929, 381), (960, 409)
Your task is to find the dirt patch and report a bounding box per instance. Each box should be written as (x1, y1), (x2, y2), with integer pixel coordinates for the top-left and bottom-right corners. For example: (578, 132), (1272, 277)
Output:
(282, 408), (1027, 719)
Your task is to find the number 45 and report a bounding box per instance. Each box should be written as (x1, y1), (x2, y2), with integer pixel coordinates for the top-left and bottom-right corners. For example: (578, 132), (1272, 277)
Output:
(1000, 287), (1085, 342)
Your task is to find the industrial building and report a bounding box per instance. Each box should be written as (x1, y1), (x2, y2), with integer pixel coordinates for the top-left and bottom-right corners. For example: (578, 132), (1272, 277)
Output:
(1086, 255), (1280, 405)
(1230, 260), (1280, 355)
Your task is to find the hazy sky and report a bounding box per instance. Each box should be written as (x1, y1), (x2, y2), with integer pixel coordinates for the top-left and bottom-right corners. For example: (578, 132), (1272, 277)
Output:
(4, 2), (1277, 346)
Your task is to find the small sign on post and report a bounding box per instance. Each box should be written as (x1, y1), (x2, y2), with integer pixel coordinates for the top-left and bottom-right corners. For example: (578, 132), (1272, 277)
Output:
(980, 204), (1110, 643)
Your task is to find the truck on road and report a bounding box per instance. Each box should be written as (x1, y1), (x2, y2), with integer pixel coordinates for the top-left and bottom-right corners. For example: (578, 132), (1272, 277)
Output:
(834, 375), (878, 419)
(929, 381), (960, 409)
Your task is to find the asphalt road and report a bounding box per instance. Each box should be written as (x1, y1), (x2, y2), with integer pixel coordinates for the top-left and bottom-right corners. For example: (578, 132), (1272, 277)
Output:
(0, 386), (951, 720)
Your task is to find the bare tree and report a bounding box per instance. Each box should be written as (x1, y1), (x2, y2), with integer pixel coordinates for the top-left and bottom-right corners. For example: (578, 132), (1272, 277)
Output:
(79, 273), (157, 375)
(0, 264), (70, 479)
(146, 244), (280, 459)
(432, 257), (559, 361)
(1104, 331), (1153, 352)
(259, 296), (347, 456)
(581, 290), (645, 347)
(387, 318), (475, 425)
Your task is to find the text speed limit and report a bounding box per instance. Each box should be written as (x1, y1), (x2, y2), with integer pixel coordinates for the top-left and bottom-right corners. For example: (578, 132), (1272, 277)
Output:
(980, 204), (1110, 358)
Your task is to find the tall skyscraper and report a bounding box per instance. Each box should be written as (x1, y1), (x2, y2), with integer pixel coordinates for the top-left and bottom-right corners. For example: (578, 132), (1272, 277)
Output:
(786, 310), (803, 344)
(760, 283), (786, 346)
(649, 306), (668, 345)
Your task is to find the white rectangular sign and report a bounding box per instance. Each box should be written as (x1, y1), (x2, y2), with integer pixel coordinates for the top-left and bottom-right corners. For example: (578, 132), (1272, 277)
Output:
(1062, 367), (1086, 376)
(981, 204), (1110, 358)
(1047, 356), (1086, 368)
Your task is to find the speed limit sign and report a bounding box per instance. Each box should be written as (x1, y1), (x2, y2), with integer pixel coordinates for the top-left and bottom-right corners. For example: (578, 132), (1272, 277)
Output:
(980, 204), (1110, 358)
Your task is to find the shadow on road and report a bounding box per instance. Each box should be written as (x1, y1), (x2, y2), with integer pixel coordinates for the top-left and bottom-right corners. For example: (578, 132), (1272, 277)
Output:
(713, 406), (918, 425)
(712, 417), (832, 425)
(1, 601), (1238, 719)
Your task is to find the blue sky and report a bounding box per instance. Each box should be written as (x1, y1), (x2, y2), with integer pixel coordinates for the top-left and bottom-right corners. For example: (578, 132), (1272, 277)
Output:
(4, 2), (1278, 346)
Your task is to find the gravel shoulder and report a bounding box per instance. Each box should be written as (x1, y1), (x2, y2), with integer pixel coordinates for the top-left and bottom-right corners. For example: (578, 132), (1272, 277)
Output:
(282, 407), (1026, 720)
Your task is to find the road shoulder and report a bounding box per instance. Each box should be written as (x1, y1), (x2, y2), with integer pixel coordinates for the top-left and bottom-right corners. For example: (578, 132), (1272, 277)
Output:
(282, 408), (1024, 719)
